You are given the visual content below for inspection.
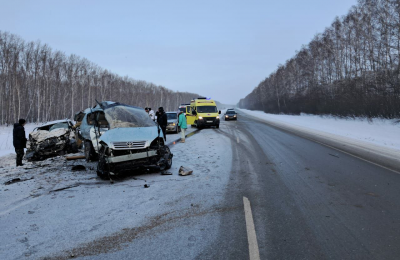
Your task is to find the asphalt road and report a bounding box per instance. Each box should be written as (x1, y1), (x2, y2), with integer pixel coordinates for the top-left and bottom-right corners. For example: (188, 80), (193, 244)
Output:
(36, 112), (400, 260)
(199, 112), (400, 260)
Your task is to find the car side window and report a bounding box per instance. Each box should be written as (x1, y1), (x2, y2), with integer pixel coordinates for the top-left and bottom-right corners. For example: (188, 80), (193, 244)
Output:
(87, 113), (95, 125)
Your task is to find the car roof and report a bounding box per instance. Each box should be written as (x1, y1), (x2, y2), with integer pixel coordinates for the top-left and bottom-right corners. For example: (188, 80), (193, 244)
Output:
(40, 119), (72, 127)
(82, 101), (141, 114)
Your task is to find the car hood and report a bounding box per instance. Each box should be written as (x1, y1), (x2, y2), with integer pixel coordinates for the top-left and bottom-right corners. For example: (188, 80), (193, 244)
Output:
(30, 128), (69, 142)
(167, 119), (177, 123)
(99, 126), (163, 147)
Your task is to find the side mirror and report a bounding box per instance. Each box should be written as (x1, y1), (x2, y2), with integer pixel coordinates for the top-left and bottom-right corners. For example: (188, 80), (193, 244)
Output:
(219, 110), (221, 114)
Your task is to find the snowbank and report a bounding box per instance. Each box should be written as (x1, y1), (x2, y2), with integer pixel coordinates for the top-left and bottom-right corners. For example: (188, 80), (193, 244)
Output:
(238, 109), (400, 152)
(0, 123), (38, 157)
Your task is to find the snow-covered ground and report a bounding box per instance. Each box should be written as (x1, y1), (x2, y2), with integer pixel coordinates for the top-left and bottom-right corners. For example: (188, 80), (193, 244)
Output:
(0, 125), (229, 259)
(238, 109), (400, 152)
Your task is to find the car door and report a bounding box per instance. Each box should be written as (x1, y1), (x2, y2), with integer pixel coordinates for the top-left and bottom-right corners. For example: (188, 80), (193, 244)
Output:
(186, 106), (196, 125)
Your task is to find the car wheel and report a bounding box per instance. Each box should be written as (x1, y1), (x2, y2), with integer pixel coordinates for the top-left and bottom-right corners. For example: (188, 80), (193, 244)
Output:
(216, 124), (220, 129)
(97, 150), (109, 180)
(161, 145), (173, 170)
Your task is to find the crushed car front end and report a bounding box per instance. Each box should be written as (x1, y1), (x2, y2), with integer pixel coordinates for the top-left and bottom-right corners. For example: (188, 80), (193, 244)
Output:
(26, 120), (78, 161)
(94, 103), (173, 179)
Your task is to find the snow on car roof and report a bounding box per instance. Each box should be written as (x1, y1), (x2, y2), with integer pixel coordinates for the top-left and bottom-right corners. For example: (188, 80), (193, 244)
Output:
(40, 119), (72, 127)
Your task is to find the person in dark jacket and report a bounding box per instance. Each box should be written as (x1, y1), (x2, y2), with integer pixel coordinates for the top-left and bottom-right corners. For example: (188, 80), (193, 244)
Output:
(13, 118), (27, 166)
(156, 107), (168, 141)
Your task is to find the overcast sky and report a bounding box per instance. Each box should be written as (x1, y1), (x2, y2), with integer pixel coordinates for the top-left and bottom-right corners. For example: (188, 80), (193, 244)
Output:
(1, 0), (357, 104)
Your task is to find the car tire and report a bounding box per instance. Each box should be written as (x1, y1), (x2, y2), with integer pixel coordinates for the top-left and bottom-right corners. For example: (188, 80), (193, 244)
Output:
(216, 124), (220, 129)
(97, 150), (109, 180)
(164, 146), (173, 170)
(68, 139), (79, 153)
(84, 140), (97, 162)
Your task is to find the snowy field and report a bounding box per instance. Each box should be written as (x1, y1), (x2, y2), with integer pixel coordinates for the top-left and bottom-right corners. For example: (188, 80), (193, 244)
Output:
(0, 123), (39, 157)
(238, 109), (400, 152)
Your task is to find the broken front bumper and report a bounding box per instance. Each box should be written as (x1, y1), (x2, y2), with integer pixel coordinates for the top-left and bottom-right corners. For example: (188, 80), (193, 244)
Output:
(106, 150), (158, 164)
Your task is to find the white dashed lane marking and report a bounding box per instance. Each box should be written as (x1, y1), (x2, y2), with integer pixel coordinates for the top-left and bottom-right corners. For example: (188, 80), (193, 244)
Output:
(243, 197), (261, 260)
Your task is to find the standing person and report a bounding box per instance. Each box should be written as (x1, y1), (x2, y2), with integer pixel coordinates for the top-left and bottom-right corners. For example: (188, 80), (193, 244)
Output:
(157, 107), (168, 141)
(178, 111), (187, 143)
(13, 118), (27, 167)
(148, 107), (155, 121)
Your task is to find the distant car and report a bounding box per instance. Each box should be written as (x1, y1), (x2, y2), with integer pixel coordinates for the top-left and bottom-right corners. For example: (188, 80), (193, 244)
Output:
(25, 119), (78, 161)
(178, 104), (190, 113)
(166, 111), (181, 133)
(224, 110), (237, 121)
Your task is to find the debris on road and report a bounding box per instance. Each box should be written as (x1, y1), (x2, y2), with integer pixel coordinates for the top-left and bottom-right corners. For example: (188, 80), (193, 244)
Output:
(161, 171), (173, 175)
(71, 165), (86, 171)
(49, 184), (80, 193)
(66, 155), (86, 160)
(4, 178), (21, 185)
(179, 166), (193, 176)
(144, 184), (150, 188)
(4, 176), (34, 185)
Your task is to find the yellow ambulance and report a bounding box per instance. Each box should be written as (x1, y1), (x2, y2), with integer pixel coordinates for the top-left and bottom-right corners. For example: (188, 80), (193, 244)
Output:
(186, 98), (221, 128)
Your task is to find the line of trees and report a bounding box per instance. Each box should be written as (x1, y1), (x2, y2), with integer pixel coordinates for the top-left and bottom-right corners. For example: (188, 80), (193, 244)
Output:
(239, 0), (400, 118)
(0, 31), (200, 125)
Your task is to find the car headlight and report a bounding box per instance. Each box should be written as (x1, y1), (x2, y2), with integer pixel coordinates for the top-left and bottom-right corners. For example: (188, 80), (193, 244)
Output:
(225, 115), (228, 118)
(199, 116), (203, 120)
(234, 115), (236, 117)
(216, 116), (219, 119)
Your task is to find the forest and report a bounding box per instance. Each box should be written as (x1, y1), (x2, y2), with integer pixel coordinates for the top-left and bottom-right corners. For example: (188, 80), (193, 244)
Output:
(0, 31), (199, 125)
(238, 0), (400, 118)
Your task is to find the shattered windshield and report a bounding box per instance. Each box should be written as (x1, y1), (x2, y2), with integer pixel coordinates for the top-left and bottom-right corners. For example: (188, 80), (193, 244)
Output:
(197, 106), (218, 113)
(104, 105), (155, 129)
(49, 122), (69, 131)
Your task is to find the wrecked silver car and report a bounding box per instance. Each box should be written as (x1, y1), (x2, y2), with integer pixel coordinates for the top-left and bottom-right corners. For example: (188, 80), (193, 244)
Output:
(26, 120), (79, 161)
(93, 102), (173, 179)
